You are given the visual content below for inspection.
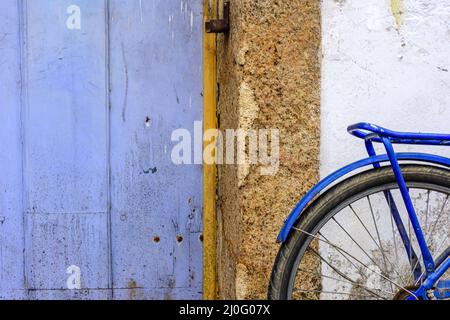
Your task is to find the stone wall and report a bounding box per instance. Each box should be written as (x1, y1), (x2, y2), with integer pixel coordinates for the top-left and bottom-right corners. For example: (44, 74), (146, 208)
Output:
(216, 0), (322, 299)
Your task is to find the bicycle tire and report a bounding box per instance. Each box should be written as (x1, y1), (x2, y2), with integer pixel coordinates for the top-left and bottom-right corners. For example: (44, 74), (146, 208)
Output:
(269, 164), (450, 300)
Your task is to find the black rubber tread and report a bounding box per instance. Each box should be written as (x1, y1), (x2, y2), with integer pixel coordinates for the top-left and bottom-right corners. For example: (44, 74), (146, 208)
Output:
(268, 164), (450, 300)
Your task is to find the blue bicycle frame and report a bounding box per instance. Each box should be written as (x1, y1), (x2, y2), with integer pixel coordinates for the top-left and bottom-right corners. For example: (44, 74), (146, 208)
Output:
(277, 123), (450, 299)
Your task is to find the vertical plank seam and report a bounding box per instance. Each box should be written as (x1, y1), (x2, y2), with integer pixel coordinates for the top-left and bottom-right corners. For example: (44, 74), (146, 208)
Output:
(18, 0), (29, 297)
(203, 0), (218, 300)
(105, 0), (114, 300)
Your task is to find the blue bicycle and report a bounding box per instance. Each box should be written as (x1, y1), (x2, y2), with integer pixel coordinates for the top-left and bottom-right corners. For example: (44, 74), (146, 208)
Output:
(269, 123), (450, 300)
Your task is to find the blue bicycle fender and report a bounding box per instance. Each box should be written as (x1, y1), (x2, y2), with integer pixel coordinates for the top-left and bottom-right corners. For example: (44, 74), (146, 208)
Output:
(277, 152), (450, 243)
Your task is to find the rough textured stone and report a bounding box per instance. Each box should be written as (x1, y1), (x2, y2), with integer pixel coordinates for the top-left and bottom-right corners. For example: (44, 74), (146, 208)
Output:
(216, 0), (322, 299)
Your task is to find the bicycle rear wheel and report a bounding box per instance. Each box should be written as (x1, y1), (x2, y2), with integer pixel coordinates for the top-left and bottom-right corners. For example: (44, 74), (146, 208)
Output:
(269, 165), (450, 300)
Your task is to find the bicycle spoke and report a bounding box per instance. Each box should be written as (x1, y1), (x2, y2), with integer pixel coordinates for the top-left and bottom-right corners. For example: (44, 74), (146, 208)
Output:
(332, 217), (386, 274)
(408, 251), (424, 285)
(388, 197), (400, 267)
(349, 203), (385, 259)
(292, 288), (382, 299)
(297, 268), (395, 296)
(414, 234), (449, 286)
(367, 196), (394, 292)
(425, 190), (430, 239)
(293, 227), (418, 299)
(407, 192), (449, 285)
(426, 194), (449, 241)
(306, 247), (389, 300)
(408, 215), (414, 275)
(320, 233), (364, 277)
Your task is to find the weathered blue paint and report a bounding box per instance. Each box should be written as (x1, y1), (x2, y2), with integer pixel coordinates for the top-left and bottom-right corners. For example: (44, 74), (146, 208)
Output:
(22, 0), (110, 299)
(108, 0), (203, 300)
(0, 0), (203, 300)
(0, 0), (27, 300)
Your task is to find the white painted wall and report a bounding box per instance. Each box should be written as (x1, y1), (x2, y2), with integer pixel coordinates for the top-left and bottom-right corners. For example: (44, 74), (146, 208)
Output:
(321, 0), (450, 177)
(320, 0), (450, 298)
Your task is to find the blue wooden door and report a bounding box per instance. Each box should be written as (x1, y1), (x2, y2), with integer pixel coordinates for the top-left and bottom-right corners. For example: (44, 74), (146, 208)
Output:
(0, 0), (203, 300)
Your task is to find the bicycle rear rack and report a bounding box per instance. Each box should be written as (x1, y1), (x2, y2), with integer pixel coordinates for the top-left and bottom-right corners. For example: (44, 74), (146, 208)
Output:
(348, 122), (450, 146)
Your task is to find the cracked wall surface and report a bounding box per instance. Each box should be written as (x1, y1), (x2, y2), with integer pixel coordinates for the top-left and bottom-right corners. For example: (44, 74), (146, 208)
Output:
(216, 0), (321, 299)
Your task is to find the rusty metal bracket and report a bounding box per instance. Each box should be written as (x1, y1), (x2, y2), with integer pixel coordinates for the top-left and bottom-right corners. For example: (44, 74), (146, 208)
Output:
(205, 1), (230, 34)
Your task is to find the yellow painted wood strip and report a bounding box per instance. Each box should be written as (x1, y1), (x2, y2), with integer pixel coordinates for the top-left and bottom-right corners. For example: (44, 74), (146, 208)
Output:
(203, 0), (218, 300)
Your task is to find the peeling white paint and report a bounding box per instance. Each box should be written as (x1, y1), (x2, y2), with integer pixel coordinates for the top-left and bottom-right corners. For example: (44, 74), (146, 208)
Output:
(322, 0), (450, 177)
